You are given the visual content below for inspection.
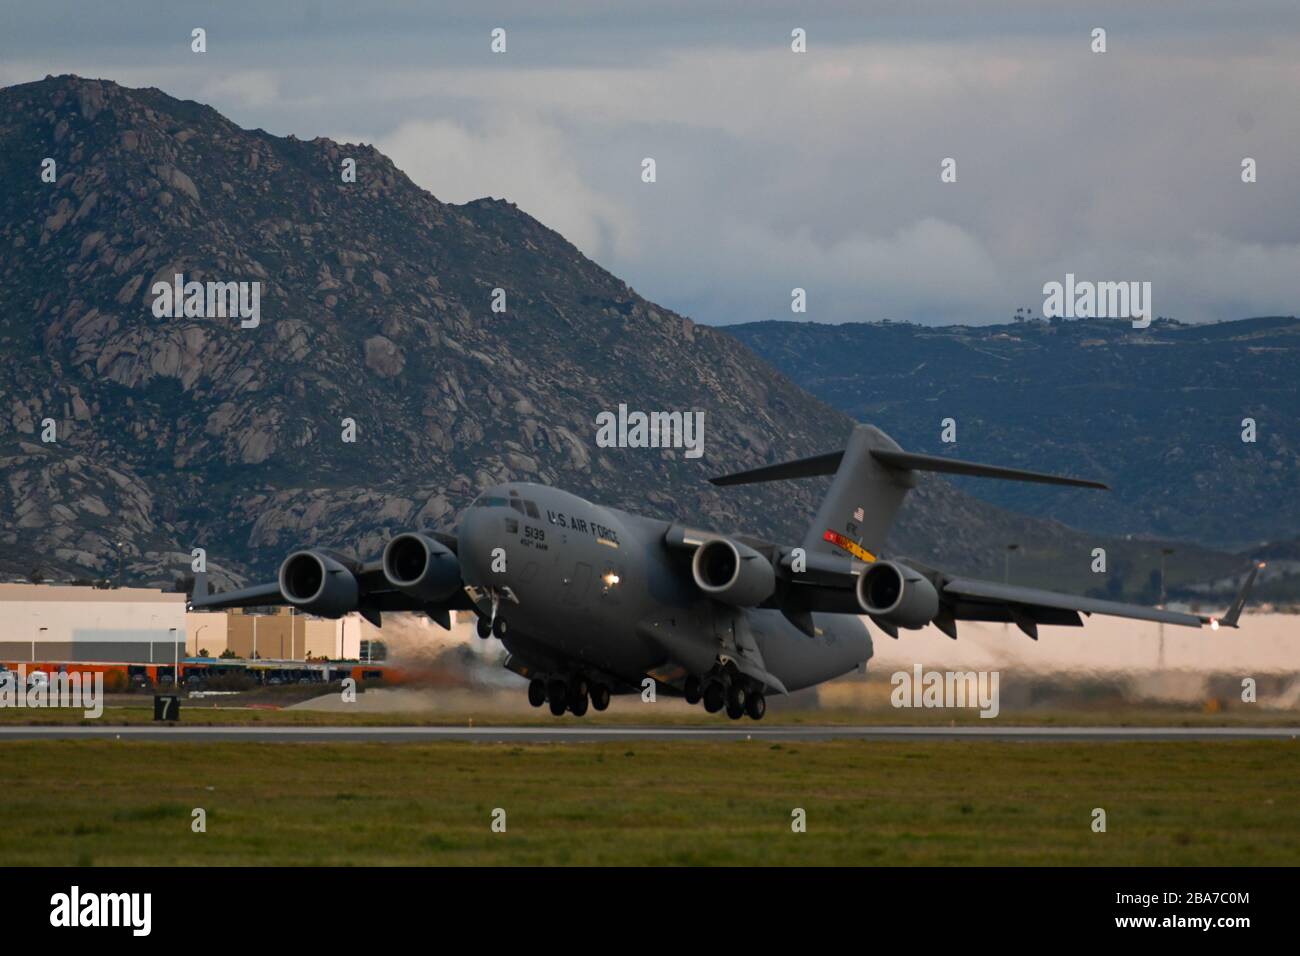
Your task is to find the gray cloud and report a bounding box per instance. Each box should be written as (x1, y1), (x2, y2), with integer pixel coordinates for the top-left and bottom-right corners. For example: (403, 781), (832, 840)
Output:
(6, 1), (1298, 325)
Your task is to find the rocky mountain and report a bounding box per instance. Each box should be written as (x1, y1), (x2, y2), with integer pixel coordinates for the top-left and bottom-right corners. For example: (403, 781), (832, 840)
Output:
(0, 75), (1259, 601)
(728, 316), (1300, 551)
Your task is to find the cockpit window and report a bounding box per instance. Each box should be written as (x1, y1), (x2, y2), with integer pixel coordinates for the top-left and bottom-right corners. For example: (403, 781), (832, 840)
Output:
(524, 500), (540, 519)
(510, 499), (527, 515)
(473, 496), (508, 509)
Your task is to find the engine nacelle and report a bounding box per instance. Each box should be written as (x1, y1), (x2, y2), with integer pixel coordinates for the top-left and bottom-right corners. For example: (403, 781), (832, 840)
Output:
(278, 550), (359, 618)
(856, 560), (939, 629)
(692, 538), (776, 606)
(382, 532), (461, 602)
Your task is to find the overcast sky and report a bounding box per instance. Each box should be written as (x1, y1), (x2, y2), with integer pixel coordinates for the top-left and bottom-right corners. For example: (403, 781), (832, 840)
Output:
(4, 1), (1299, 326)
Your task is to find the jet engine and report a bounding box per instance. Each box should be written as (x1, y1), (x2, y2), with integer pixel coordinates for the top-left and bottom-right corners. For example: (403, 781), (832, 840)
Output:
(382, 532), (462, 602)
(692, 537), (776, 606)
(856, 560), (939, 629)
(278, 550), (360, 618)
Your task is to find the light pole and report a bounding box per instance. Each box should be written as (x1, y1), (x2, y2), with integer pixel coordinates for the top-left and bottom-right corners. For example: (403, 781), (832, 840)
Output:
(171, 627), (179, 686)
(1159, 548), (1175, 606)
(113, 540), (125, 589)
(1158, 547), (1174, 669)
(1004, 543), (1020, 583)
(194, 623), (209, 657)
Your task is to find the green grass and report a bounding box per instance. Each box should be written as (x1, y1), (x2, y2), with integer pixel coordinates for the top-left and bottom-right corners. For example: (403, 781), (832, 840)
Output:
(1, 739), (1296, 865)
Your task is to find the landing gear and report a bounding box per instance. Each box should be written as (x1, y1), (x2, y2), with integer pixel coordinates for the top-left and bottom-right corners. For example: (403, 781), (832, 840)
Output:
(590, 683), (611, 711)
(527, 678), (546, 708)
(547, 678), (567, 717)
(683, 675), (702, 705)
(569, 690), (589, 717)
(725, 683), (748, 720)
(745, 691), (766, 720)
(476, 588), (509, 639)
(702, 680), (726, 714)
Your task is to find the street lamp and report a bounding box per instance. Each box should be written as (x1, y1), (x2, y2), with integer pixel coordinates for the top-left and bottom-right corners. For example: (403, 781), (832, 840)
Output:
(1158, 547), (1175, 670)
(108, 538), (126, 590)
(1159, 547), (1175, 607)
(1004, 543), (1020, 583)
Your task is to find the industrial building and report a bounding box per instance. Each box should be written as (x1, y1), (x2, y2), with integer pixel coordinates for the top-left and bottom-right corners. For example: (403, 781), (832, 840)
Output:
(0, 582), (186, 664)
(0, 583), (375, 664)
(186, 605), (365, 660)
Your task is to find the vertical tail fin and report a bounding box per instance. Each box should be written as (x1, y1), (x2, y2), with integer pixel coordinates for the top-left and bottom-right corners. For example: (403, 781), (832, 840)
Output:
(802, 425), (913, 560)
(710, 424), (913, 560)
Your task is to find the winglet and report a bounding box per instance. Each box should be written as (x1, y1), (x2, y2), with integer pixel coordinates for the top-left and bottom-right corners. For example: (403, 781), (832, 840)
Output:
(1205, 562), (1263, 629)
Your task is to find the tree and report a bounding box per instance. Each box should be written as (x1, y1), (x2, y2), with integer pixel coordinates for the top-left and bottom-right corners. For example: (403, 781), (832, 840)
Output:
(27, 567), (47, 584)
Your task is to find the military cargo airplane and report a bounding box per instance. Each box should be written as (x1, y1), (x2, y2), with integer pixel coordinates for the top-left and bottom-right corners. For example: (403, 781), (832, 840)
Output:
(191, 423), (1259, 720)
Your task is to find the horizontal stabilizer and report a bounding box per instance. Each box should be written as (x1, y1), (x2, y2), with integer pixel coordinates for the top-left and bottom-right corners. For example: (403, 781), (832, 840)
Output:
(871, 449), (1108, 490)
(709, 451), (843, 486)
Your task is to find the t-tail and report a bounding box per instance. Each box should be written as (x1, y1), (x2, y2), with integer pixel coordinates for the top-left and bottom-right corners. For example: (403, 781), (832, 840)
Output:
(710, 423), (1107, 560)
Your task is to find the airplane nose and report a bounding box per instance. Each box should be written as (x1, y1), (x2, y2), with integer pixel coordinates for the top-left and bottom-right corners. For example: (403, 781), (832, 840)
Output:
(457, 509), (493, 584)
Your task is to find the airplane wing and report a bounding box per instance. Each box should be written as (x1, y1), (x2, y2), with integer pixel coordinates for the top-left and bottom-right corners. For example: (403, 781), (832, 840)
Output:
(663, 523), (1262, 640)
(938, 563), (1261, 639)
(189, 532), (473, 629)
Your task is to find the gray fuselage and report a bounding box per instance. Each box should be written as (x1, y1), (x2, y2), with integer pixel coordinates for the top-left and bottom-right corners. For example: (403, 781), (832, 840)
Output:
(457, 482), (872, 695)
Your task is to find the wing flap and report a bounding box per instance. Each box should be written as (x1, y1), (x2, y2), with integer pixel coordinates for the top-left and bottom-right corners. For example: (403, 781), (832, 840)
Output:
(943, 577), (1205, 627)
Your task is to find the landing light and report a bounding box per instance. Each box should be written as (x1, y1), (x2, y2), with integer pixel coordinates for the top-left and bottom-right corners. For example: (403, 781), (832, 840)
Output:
(602, 572), (620, 587)
(1210, 618), (1220, 631)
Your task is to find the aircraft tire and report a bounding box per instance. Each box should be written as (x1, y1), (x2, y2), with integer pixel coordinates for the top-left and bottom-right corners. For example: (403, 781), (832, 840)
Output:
(703, 681), (726, 713)
(746, 692), (766, 720)
(476, 617), (492, 639)
(726, 682), (747, 714)
(527, 678), (546, 707)
(590, 684), (611, 711)
(569, 694), (589, 717)
(683, 675), (702, 705)
(492, 617), (508, 639)
(547, 679), (568, 716)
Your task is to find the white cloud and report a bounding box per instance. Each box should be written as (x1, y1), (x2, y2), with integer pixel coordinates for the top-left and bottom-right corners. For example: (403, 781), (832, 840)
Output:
(376, 114), (639, 263)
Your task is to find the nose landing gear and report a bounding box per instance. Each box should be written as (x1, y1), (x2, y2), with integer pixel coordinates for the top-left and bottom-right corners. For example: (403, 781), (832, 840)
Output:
(474, 587), (514, 639)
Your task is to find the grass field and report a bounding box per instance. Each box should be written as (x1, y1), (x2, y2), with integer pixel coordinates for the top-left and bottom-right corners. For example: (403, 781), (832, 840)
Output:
(1, 738), (1296, 865)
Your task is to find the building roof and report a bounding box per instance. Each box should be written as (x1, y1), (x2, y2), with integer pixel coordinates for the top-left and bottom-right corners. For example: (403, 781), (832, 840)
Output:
(0, 583), (186, 604)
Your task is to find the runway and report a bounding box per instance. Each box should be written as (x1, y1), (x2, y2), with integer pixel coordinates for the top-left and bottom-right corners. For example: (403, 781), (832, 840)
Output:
(0, 724), (1296, 742)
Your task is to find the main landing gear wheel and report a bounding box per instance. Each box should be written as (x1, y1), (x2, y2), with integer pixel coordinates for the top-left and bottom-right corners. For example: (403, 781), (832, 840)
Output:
(476, 617), (492, 639)
(702, 681), (726, 714)
(726, 683), (748, 720)
(746, 692), (766, 720)
(683, 675), (702, 705)
(527, 678), (546, 708)
(492, 617), (508, 639)
(547, 679), (568, 716)
(590, 684), (611, 711)
(569, 692), (589, 717)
